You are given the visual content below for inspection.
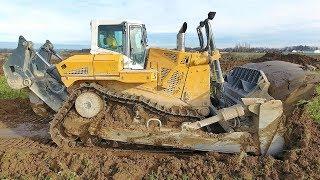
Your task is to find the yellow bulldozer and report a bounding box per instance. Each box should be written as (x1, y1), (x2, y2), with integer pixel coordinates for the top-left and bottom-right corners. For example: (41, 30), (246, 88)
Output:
(3, 12), (316, 155)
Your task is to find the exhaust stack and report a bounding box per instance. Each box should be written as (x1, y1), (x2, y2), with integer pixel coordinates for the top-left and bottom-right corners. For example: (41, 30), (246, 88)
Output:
(177, 22), (187, 51)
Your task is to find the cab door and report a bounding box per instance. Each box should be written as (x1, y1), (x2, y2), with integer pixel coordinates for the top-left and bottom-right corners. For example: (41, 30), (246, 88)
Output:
(129, 25), (147, 68)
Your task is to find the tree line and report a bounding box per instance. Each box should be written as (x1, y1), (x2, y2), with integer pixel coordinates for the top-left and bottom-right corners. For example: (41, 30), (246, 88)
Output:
(220, 43), (319, 53)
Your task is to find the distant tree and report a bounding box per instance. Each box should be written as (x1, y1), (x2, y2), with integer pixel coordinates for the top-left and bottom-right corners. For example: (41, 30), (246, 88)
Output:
(282, 45), (318, 52)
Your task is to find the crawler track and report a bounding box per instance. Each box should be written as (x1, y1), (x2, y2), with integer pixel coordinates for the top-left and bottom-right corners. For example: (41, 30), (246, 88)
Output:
(50, 83), (204, 150)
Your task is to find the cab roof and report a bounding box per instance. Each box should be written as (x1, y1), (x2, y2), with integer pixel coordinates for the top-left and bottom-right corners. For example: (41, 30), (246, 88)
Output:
(90, 19), (144, 26)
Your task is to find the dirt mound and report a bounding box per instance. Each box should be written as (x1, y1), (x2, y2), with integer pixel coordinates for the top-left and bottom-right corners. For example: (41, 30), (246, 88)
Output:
(220, 59), (248, 72)
(252, 53), (320, 69)
(282, 107), (320, 178)
(220, 52), (320, 72)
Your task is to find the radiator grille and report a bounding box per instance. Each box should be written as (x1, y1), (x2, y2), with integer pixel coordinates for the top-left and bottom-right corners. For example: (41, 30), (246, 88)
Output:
(67, 67), (88, 76)
(165, 71), (181, 94)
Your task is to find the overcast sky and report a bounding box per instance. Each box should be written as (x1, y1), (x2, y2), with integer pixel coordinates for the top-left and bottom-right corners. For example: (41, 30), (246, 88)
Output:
(0, 0), (319, 47)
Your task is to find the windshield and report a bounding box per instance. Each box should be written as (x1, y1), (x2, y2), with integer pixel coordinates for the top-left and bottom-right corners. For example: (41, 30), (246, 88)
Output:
(98, 25), (123, 53)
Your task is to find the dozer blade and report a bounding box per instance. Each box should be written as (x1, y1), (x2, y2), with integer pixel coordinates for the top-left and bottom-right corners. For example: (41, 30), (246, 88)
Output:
(87, 98), (283, 155)
(97, 129), (255, 154)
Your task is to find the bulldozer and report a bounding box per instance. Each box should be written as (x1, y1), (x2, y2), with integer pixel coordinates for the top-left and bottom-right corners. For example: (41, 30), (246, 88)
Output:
(3, 12), (316, 156)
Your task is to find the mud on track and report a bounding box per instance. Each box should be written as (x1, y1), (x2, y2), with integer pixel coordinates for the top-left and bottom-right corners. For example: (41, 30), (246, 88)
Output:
(0, 53), (319, 179)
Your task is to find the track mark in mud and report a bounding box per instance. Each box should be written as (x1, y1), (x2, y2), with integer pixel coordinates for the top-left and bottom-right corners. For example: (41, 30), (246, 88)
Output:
(0, 138), (54, 150)
(0, 122), (49, 138)
(0, 136), (200, 158)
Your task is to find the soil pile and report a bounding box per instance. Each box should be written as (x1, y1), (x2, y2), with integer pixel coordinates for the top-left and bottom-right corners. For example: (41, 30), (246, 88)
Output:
(252, 53), (320, 69)
(220, 59), (248, 72)
(220, 52), (320, 72)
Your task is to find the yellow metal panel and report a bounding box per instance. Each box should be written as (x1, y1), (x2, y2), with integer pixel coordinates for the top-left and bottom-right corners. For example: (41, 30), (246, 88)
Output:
(119, 70), (157, 83)
(94, 54), (122, 61)
(161, 65), (188, 98)
(145, 48), (210, 100)
(190, 53), (209, 66)
(146, 48), (176, 86)
(181, 64), (211, 106)
(93, 70), (157, 83)
(55, 48), (216, 109)
(94, 60), (121, 75)
(56, 53), (157, 87)
(93, 54), (123, 76)
(56, 55), (94, 87)
(146, 48), (175, 68)
(61, 76), (95, 87)
(95, 75), (120, 81)
(56, 55), (94, 77)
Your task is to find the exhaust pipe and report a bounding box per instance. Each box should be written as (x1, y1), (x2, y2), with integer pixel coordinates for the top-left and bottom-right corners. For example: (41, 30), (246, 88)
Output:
(177, 22), (187, 51)
(197, 21), (205, 50)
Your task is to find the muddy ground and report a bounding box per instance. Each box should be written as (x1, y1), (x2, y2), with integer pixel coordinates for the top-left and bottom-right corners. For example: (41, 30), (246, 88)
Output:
(0, 53), (319, 179)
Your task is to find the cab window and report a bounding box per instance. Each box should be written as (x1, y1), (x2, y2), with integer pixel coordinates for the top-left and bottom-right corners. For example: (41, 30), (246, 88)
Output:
(129, 25), (145, 65)
(98, 25), (123, 53)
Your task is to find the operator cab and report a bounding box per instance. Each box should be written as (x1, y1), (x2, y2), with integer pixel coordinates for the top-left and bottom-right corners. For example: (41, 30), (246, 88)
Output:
(90, 20), (147, 69)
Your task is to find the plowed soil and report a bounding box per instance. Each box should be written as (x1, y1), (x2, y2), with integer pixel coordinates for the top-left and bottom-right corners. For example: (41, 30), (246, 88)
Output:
(220, 52), (320, 72)
(0, 53), (319, 179)
(252, 53), (320, 69)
